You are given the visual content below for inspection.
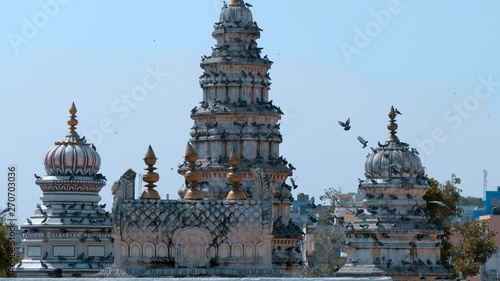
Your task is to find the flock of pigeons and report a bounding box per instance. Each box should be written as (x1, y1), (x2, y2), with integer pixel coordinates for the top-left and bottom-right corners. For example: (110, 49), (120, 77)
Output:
(338, 108), (402, 149)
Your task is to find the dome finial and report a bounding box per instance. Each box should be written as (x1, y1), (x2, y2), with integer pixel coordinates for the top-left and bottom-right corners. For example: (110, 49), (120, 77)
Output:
(140, 145), (160, 200)
(387, 106), (399, 143)
(229, 0), (244, 6)
(67, 102), (78, 136)
(183, 142), (204, 200)
(226, 148), (246, 200)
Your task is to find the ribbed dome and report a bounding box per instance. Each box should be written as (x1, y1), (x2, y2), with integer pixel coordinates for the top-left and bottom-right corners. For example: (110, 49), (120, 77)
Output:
(43, 103), (101, 177)
(220, 0), (253, 26)
(364, 142), (422, 179)
(363, 106), (423, 181)
(44, 139), (101, 176)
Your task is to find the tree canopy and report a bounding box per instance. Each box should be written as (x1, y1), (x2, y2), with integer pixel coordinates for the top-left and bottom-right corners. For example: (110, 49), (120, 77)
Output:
(0, 217), (16, 277)
(423, 173), (496, 278)
(450, 221), (496, 278)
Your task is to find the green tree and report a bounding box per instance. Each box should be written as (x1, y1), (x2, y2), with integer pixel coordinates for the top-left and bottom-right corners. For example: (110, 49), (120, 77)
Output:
(423, 174), (496, 278)
(301, 187), (348, 276)
(450, 221), (496, 278)
(302, 225), (346, 277)
(0, 217), (16, 277)
(423, 174), (462, 266)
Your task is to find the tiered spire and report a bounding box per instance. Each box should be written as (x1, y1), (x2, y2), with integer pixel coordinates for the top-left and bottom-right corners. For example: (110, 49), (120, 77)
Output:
(179, 2), (292, 201)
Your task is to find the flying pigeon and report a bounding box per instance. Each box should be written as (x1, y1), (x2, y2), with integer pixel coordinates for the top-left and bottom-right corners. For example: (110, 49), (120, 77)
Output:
(338, 118), (351, 131)
(357, 136), (368, 148)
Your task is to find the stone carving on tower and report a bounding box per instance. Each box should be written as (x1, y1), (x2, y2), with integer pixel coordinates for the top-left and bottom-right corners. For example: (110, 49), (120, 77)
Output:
(15, 103), (113, 278)
(336, 106), (450, 280)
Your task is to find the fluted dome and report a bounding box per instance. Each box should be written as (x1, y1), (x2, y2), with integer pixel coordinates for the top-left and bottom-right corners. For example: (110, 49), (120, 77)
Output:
(363, 106), (423, 181)
(364, 142), (422, 179)
(44, 139), (101, 176)
(43, 103), (101, 177)
(220, 0), (253, 26)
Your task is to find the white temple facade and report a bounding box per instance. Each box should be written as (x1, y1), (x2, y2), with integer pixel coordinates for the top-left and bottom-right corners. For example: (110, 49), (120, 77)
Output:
(14, 103), (113, 278)
(336, 107), (449, 280)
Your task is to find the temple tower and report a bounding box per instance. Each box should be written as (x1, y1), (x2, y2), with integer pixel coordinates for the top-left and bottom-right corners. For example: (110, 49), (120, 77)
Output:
(15, 103), (113, 278)
(337, 107), (449, 280)
(177, 0), (298, 258)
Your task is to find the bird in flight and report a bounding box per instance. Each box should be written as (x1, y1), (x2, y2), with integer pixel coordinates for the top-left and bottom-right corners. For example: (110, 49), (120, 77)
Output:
(357, 136), (368, 148)
(338, 118), (351, 131)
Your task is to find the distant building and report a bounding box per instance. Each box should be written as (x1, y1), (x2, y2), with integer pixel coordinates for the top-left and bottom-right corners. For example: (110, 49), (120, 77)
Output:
(474, 188), (500, 219)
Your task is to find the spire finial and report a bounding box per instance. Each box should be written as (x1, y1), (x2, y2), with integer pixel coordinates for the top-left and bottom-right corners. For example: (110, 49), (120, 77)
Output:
(229, 0), (243, 6)
(67, 102), (78, 136)
(140, 145), (160, 200)
(387, 106), (399, 142)
(183, 142), (204, 200)
(226, 148), (246, 200)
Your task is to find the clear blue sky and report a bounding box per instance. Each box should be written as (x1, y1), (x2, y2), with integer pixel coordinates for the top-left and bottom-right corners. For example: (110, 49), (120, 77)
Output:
(1, 0), (500, 221)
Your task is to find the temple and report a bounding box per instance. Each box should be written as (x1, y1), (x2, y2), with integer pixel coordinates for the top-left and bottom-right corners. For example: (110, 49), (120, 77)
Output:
(15, 103), (113, 278)
(101, 0), (302, 277)
(336, 107), (449, 280)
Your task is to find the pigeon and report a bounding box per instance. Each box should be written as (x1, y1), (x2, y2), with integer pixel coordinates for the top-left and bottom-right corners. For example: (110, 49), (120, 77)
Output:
(338, 118), (351, 131)
(0, 206), (9, 215)
(395, 108), (402, 115)
(34, 174), (42, 180)
(290, 178), (298, 189)
(26, 218), (32, 225)
(91, 143), (97, 151)
(428, 201), (450, 210)
(245, 2), (253, 7)
(359, 224), (369, 229)
(40, 260), (48, 269)
(15, 260), (22, 269)
(357, 136), (368, 148)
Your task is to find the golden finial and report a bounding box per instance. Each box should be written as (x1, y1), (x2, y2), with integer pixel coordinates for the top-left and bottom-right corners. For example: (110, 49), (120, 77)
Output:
(387, 106), (400, 142)
(183, 142), (204, 200)
(67, 102), (78, 136)
(226, 148), (246, 200)
(229, 0), (242, 6)
(140, 145), (160, 200)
